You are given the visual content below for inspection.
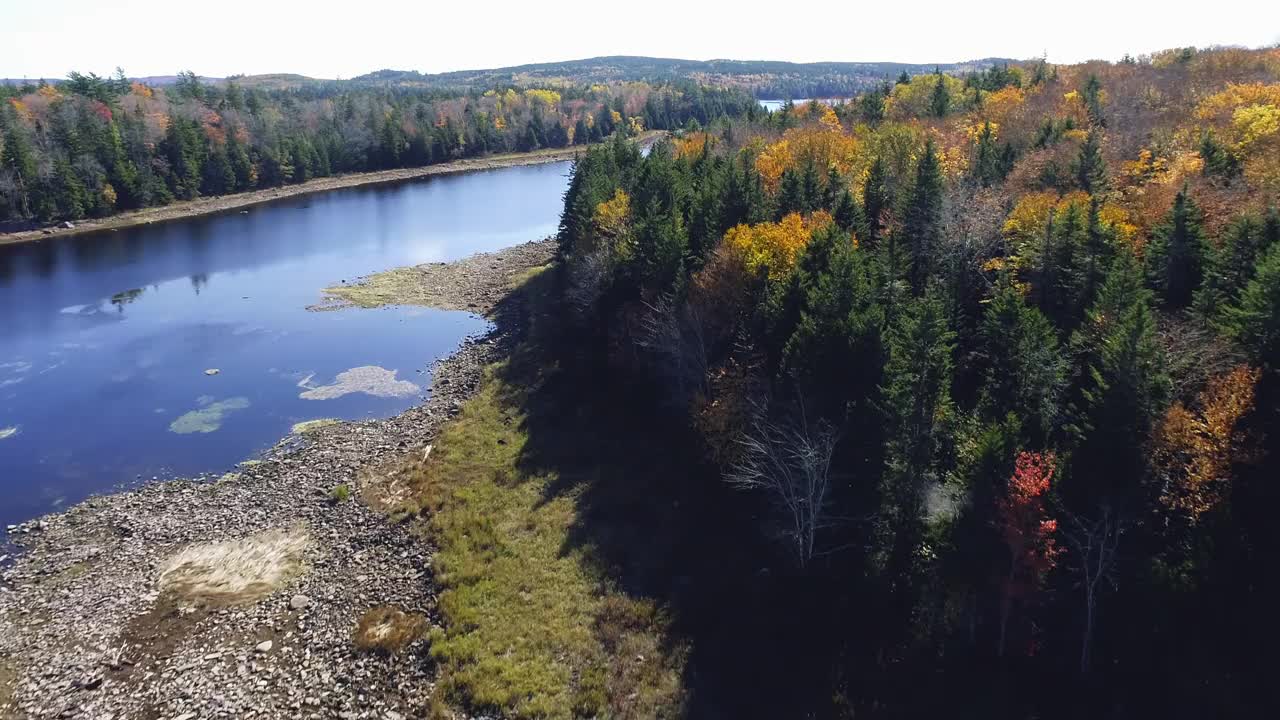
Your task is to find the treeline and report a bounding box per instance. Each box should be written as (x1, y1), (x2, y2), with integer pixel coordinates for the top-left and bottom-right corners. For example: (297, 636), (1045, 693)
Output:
(557, 46), (1280, 715)
(0, 70), (756, 224)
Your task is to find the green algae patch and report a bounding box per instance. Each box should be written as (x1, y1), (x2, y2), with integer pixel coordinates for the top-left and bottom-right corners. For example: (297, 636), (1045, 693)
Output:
(292, 418), (341, 434)
(298, 366), (418, 401)
(169, 397), (251, 434)
(320, 267), (426, 309)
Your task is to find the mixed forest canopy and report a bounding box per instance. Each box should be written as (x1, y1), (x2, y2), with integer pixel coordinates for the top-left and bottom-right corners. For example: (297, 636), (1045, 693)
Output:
(0, 70), (756, 224)
(556, 45), (1280, 715)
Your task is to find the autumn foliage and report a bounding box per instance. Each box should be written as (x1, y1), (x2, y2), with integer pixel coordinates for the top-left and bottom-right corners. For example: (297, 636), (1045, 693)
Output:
(1152, 365), (1260, 523)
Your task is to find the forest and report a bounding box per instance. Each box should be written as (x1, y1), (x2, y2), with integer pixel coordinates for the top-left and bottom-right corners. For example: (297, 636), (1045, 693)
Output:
(556, 46), (1280, 715)
(351, 55), (1011, 100)
(0, 70), (756, 224)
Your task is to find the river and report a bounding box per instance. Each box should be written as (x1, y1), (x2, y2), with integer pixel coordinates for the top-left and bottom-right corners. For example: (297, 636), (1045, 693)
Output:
(0, 160), (572, 528)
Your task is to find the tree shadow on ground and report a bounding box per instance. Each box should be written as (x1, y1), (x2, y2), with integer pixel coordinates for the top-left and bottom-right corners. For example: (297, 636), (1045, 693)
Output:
(486, 271), (846, 718)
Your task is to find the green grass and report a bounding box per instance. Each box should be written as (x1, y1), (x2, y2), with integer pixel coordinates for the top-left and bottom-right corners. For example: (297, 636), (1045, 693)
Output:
(402, 269), (687, 719)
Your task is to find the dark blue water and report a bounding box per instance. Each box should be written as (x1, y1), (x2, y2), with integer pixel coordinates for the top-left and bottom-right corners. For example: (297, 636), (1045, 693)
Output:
(0, 161), (571, 528)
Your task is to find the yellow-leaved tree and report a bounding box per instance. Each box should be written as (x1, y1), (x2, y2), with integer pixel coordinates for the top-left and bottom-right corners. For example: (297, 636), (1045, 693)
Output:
(1151, 365), (1260, 524)
(723, 211), (834, 279)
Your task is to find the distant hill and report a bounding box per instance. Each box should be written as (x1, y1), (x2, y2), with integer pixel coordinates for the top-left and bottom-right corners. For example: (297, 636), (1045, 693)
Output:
(4, 56), (1020, 97)
(352, 55), (1021, 97)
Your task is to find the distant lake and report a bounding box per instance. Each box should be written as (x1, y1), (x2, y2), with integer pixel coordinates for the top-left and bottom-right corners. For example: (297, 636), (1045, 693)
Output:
(758, 98), (851, 112)
(0, 161), (572, 528)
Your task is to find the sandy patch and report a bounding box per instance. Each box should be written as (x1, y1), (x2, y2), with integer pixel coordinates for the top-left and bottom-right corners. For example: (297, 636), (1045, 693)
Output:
(158, 527), (310, 604)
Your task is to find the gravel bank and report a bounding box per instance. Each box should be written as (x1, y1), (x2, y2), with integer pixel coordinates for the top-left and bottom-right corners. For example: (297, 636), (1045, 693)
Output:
(0, 239), (556, 720)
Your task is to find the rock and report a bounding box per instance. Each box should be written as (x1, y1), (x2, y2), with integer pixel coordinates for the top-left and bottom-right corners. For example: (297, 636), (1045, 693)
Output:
(255, 640), (273, 653)
(204, 368), (220, 376)
(289, 594), (312, 610)
(36, 520), (48, 531)
(61, 221), (75, 229)
(385, 712), (404, 720)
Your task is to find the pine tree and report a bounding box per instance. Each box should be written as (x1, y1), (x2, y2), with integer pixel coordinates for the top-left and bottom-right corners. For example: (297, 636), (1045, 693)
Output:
(1195, 214), (1264, 320)
(778, 167), (807, 218)
(1199, 131), (1240, 180)
(863, 156), (889, 248)
(1067, 250), (1169, 505)
(0, 108), (37, 218)
(881, 287), (955, 586)
(902, 141), (943, 294)
(979, 277), (1067, 441)
(1082, 74), (1106, 128)
(1147, 189), (1208, 309)
(1227, 242), (1280, 370)
(1080, 197), (1113, 311)
(972, 121), (1001, 186)
(1074, 129), (1107, 194)
(929, 69), (951, 118)
(782, 224), (882, 419)
(832, 189), (863, 234)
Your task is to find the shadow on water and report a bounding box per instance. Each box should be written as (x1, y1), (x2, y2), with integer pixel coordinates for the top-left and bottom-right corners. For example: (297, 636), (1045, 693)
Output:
(483, 271), (846, 718)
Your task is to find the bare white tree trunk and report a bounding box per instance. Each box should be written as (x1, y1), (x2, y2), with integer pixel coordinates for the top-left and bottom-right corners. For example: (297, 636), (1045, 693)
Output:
(725, 408), (838, 568)
(1065, 505), (1123, 673)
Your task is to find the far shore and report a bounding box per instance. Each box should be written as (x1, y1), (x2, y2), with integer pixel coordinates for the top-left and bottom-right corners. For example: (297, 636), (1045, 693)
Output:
(0, 131), (663, 247)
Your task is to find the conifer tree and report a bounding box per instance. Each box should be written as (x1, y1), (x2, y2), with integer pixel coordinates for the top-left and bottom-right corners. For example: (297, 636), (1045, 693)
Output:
(863, 156), (889, 248)
(903, 140), (944, 294)
(1068, 251), (1168, 504)
(929, 69), (950, 118)
(1227, 242), (1280, 370)
(1147, 189), (1208, 309)
(1074, 129), (1107, 194)
(980, 277), (1067, 441)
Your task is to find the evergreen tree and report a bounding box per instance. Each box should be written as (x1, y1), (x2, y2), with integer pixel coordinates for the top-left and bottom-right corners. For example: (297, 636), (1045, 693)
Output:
(1074, 129), (1107, 194)
(1147, 189), (1208, 309)
(0, 109), (37, 218)
(1083, 74), (1106, 128)
(902, 140), (944, 294)
(1067, 250), (1168, 505)
(929, 69), (950, 118)
(1195, 214), (1265, 320)
(782, 224), (883, 420)
(778, 167), (807, 217)
(971, 121), (1001, 186)
(863, 156), (889, 248)
(979, 277), (1067, 441)
(1199, 131), (1240, 180)
(1227, 241), (1280, 370)
(832, 189), (863, 234)
(880, 287), (955, 589)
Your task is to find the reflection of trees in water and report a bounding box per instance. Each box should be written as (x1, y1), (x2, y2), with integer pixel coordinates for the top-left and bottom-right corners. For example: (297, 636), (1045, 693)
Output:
(109, 287), (145, 312)
(190, 273), (209, 294)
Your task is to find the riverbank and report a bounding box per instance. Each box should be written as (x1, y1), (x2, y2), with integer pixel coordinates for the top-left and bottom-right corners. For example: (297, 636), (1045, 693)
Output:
(0, 239), (556, 719)
(0, 132), (662, 247)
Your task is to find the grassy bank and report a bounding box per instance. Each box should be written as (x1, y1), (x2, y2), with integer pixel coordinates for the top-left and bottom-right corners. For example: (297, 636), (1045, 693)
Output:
(400, 267), (686, 718)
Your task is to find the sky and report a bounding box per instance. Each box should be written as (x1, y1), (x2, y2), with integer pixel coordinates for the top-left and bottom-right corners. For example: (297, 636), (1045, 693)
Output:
(3, 0), (1278, 80)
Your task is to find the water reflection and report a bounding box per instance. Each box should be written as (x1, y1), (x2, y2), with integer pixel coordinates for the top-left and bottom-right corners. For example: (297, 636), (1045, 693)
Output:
(0, 161), (571, 527)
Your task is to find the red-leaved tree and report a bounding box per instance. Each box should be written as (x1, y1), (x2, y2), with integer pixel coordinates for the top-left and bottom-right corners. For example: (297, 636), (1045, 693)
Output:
(997, 450), (1061, 657)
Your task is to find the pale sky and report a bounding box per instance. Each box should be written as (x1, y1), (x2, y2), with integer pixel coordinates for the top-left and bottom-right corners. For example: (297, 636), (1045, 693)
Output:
(3, 0), (1278, 80)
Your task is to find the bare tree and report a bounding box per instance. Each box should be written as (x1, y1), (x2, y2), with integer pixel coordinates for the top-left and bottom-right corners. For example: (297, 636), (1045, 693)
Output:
(726, 406), (838, 568)
(563, 248), (611, 318)
(634, 292), (708, 403)
(1063, 505), (1124, 673)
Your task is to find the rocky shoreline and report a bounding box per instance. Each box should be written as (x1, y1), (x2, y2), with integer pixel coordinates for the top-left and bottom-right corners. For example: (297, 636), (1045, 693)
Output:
(0, 239), (556, 719)
(0, 148), (582, 247)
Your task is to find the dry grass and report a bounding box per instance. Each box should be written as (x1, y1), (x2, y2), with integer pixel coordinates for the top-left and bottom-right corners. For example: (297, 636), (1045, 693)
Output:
(158, 527), (309, 604)
(352, 606), (429, 654)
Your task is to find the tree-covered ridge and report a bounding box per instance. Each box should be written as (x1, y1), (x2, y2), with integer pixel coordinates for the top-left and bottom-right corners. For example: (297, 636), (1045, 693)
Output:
(556, 45), (1280, 715)
(0, 71), (756, 224)
(351, 55), (1015, 99)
